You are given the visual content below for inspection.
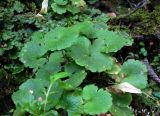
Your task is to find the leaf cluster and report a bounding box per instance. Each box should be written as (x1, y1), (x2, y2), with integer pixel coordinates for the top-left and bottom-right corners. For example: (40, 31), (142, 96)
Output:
(12, 19), (148, 115)
(0, 0), (150, 115)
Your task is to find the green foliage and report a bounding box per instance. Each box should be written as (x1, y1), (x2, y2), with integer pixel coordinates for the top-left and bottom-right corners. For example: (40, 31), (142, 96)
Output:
(12, 17), (148, 115)
(1, 0), (151, 115)
(121, 60), (148, 89)
(82, 85), (112, 115)
(109, 93), (134, 116)
(51, 0), (86, 14)
(69, 37), (113, 72)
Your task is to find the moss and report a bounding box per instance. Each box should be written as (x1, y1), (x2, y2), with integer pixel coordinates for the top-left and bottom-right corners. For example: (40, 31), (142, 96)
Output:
(109, 4), (160, 36)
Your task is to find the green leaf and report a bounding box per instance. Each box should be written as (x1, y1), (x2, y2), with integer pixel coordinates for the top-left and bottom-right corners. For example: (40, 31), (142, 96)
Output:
(12, 90), (40, 115)
(64, 62), (83, 73)
(109, 93), (133, 116)
(111, 93), (132, 107)
(121, 60), (148, 89)
(72, 21), (96, 38)
(44, 110), (58, 116)
(19, 41), (47, 68)
(13, 1), (25, 13)
(153, 92), (160, 99)
(109, 105), (134, 116)
(87, 0), (98, 4)
(57, 92), (83, 116)
(96, 30), (133, 53)
(67, 4), (80, 14)
(65, 70), (86, 88)
(12, 90), (34, 107)
(19, 79), (46, 99)
(46, 82), (64, 109)
(31, 31), (44, 43)
(122, 74), (148, 89)
(36, 51), (64, 83)
(50, 72), (70, 83)
(106, 60), (121, 75)
(82, 85), (112, 115)
(4, 64), (24, 74)
(43, 26), (79, 51)
(69, 37), (113, 72)
(51, 3), (67, 14)
(121, 59), (147, 75)
(64, 62), (87, 88)
(54, 0), (68, 5)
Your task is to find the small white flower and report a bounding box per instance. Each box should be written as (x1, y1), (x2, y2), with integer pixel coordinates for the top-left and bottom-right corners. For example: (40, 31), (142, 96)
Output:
(29, 89), (34, 94)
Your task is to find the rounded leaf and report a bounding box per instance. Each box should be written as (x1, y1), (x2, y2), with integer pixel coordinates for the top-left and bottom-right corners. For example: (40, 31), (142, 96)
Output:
(70, 37), (113, 72)
(82, 85), (112, 115)
(121, 60), (148, 89)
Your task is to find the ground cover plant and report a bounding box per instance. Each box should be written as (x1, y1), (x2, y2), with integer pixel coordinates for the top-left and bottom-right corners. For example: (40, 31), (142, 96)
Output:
(0, 0), (160, 115)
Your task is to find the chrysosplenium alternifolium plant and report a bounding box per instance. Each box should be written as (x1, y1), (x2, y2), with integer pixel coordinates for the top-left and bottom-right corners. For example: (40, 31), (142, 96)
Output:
(12, 21), (148, 116)
(12, 0), (148, 115)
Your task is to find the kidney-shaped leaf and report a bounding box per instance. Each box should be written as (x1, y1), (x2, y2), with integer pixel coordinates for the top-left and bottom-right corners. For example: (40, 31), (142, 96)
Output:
(69, 37), (113, 72)
(82, 85), (112, 115)
(121, 60), (148, 89)
(43, 26), (79, 51)
(19, 41), (47, 68)
(96, 30), (133, 53)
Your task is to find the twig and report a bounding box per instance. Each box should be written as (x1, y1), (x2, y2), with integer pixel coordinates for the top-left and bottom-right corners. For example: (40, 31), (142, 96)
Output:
(123, 0), (149, 17)
(142, 58), (160, 84)
(126, 0), (135, 9)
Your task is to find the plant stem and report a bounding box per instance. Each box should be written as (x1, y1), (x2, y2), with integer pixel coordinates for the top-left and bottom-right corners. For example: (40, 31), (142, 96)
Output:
(143, 58), (160, 84)
(43, 82), (53, 112)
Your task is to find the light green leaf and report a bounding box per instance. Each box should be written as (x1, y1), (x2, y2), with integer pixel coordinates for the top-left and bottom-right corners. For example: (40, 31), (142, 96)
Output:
(50, 72), (70, 83)
(64, 62), (87, 88)
(122, 74), (148, 89)
(31, 31), (44, 43)
(57, 93), (83, 116)
(46, 82), (64, 109)
(109, 105), (134, 116)
(44, 110), (58, 116)
(153, 92), (160, 99)
(12, 90), (34, 107)
(13, 1), (25, 13)
(51, 3), (67, 14)
(19, 41), (47, 68)
(87, 0), (98, 4)
(72, 21), (96, 38)
(69, 37), (113, 72)
(106, 60), (121, 75)
(54, 0), (68, 5)
(36, 51), (64, 83)
(96, 30), (133, 53)
(109, 93), (133, 116)
(12, 90), (40, 115)
(67, 4), (80, 14)
(43, 26), (79, 51)
(82, 85), (112, 115)
(19, 79), (46, 99)
(121, 60), (148, 89)
(65, 70), (86, 88)
(121, 59), (147, 75)
(111, 93), (132, 107)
